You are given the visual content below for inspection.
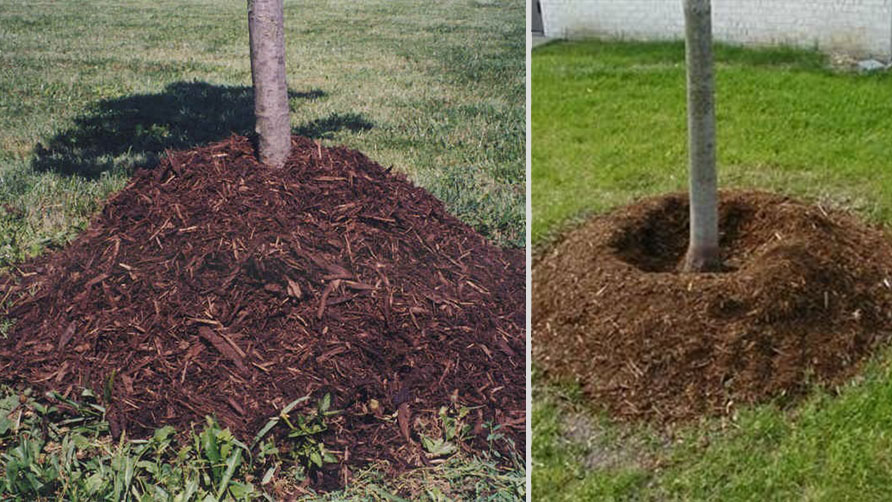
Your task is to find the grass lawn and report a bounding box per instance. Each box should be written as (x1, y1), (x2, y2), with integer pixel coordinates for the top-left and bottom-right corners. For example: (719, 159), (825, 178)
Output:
(532, 40), (892, 246)
(0, 0), (524, 500)
(0, 0), (524, 264)
(532, 40), (892, 500)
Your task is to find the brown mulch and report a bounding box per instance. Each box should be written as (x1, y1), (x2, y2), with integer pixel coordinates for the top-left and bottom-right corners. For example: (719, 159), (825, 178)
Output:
(533, 191), (892, 424)
(0, 135), (524, 486)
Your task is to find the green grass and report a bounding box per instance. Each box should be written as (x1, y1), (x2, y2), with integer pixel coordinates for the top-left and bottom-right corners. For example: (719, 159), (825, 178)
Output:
(0, 0), (524, 499)
(533, 348), (892, 501)
(532, 39), (892, 246)
(532, 40), (892, 500)
(0, 0), (524, 268)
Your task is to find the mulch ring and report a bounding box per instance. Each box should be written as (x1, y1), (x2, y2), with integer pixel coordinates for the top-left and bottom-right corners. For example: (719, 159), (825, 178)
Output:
(0, 135), (525, 489)
(533, 191), (892, 424)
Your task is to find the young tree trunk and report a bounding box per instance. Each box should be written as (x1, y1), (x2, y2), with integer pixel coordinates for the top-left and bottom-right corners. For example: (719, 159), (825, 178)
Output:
(682, 0), (720, 273)
(248, 0), (291, 168)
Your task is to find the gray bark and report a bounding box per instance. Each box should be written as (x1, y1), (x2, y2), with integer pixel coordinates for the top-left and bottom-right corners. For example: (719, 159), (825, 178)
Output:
(682, 0), (720, 272)
(248, 0), (291, 168)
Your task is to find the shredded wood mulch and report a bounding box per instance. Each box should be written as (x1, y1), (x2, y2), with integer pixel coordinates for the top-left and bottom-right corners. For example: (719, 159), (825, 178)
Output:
(534, 191), (892, 424)
(0, 135), (524, 486)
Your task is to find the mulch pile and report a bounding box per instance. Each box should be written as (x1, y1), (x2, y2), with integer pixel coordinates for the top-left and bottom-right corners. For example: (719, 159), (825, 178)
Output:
(0, 135), (524, 485)
(534, 191), (892, 423)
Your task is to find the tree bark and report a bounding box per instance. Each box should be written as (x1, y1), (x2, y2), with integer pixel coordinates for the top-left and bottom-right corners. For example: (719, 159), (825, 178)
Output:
(248, 0), (291, 168)
(682, 0), (720, 273)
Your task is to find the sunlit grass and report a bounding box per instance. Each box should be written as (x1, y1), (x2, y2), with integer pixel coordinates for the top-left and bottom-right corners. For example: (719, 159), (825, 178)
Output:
(0, 0), (525, 271)
(532, 39), (892, 246)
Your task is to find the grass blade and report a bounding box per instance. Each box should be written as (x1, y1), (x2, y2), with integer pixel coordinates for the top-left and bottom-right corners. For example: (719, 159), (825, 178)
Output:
(215, 449), (242, 500)
(251, 395), (309, 448)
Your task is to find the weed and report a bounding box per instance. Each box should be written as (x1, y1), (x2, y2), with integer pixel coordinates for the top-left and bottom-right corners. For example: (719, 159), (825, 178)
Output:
(420, 406), (472, 460)
(0, 386), (522, 500)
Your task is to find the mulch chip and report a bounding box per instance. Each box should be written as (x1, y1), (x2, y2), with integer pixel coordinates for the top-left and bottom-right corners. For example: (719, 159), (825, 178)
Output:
(0, 135), (525, 487)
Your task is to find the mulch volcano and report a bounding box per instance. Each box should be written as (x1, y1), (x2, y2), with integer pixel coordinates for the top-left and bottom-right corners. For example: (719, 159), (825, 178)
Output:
(0, 135), (524, 486)
(534, 191), (892, 423)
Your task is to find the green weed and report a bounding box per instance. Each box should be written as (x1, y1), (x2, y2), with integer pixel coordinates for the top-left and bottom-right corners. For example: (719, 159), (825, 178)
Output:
(0, 386), (522, 500)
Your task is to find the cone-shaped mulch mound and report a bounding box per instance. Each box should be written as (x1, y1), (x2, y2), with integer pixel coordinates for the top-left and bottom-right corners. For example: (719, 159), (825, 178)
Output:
(0, 135), (524, 481)
(534, 191), (892, 423)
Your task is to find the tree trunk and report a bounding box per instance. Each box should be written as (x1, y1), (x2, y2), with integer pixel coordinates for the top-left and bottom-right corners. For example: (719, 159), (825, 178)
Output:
(682, 0), (720, 273)
(248, 0), (291, 168)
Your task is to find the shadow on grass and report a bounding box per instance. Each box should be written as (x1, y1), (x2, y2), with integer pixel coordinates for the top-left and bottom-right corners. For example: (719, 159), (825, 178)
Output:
(536, 39), (829, 70)
(33, 81), (374, 178)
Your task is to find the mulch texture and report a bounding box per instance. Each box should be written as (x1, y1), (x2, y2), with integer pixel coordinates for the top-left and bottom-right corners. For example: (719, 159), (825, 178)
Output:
(0, 135), (524, 485)
(534, 191), (892, 423)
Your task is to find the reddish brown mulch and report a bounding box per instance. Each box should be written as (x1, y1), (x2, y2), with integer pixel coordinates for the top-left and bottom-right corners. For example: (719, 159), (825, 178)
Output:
(0, 135), (524, 485)
(533, 191), (892, 423)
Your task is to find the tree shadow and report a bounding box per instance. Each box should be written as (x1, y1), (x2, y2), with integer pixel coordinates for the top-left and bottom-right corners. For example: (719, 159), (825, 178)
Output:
(32, 81), (374, 178)
(294, 113), (374, 139)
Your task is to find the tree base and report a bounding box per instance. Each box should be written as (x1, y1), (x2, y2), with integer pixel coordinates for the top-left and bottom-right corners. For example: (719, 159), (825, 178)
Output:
(682, 245), (720, 273)
(534, 190), (892, 423)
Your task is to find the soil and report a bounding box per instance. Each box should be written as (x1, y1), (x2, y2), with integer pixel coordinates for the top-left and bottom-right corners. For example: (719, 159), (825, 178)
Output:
(533, 191), (892, 423)
(0, 135), (524, 487)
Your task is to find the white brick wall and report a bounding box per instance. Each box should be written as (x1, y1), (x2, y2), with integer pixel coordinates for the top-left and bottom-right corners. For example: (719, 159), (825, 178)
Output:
(540, 0), (892, 60)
